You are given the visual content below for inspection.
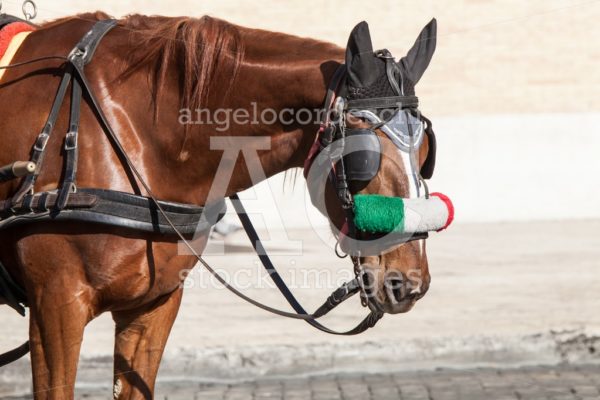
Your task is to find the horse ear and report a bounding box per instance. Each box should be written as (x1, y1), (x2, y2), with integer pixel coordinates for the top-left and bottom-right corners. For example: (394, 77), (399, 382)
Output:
(399, 18), (437, 84)
(345, 21), (378, 87)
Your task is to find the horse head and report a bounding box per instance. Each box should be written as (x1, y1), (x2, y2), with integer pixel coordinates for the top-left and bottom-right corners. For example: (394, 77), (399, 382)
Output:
(307, 19), (451, 314)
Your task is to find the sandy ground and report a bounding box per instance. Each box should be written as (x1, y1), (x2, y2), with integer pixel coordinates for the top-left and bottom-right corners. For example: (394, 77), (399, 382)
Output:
(1, 219), (599, 395)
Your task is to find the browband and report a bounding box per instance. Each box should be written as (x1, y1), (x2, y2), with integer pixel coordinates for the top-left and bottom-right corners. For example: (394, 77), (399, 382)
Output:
(346, 95), (419, 111)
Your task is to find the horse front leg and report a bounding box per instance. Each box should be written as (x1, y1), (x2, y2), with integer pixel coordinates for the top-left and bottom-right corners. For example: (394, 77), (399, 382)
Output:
(28, 283), (91, 400)
(111, 287), (183, 400)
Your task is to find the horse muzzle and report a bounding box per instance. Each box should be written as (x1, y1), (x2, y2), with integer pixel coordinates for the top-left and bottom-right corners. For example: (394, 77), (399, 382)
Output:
(359, 259), (430, 315)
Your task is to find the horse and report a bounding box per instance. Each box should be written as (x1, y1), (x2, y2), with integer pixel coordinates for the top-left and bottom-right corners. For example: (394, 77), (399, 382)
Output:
(0, 11), (439, 399)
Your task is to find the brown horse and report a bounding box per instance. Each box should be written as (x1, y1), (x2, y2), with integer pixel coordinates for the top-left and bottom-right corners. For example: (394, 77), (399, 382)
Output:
(0, 12), (437, 399)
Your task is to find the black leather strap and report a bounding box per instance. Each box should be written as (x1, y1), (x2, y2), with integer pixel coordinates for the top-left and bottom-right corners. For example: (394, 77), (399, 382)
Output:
(56, 74), (81, 209)
(230, 194), (383, 335)
(321, 64), (346, 125)
(68, 19), (117, 68)
(0, 188), (226, 238)
(57, 20), (117, 209)
(0, 260), (26, 315)
(11, 19), (118, 209)
(312, 279), (360, 318)
(346, 95), (419, 111)
(420, 114), (436, 180)
(0, 341), (29, 368)
(10, 65), (74, 206)
(386, 57), (403, 96)
(0, 13), (36, 30)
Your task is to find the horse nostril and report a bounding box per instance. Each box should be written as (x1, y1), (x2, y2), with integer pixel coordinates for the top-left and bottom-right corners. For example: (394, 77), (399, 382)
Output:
(360, 266), (380, 301)
(386, 277), (404, 303)
(361, 270), (371, 288)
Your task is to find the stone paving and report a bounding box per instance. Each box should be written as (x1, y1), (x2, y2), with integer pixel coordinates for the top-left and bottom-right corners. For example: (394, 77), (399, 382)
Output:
(177, 365), (600, 400)
(4, 363), (600, 399)
(69, 364), (600, 400)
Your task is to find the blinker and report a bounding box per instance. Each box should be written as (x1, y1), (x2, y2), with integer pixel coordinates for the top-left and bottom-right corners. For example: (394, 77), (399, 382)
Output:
(341, 128), (381, 182)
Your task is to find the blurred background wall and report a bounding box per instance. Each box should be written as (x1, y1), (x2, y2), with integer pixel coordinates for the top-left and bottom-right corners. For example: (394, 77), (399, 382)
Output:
(1, 0), (598, 224)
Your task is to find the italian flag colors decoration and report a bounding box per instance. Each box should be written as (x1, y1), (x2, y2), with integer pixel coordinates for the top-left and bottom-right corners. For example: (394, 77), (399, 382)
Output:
(353, 193), (454, 234)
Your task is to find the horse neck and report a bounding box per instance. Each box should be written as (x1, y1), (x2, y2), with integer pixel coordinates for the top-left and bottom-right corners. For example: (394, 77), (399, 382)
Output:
(165, 33), (344, 203)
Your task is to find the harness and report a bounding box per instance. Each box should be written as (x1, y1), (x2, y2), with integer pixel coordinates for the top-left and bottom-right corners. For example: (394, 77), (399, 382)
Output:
(0, 18), (225, 313)
(0, 18), (438, 366)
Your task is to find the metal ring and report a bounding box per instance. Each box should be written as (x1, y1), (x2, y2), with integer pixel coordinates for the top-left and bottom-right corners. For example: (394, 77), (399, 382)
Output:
(334, 240), (348, 259)
(22, 0), (37, 21)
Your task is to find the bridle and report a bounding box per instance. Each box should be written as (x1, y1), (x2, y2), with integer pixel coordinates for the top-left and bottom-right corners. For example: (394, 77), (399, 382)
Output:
(304, 51), (437, 311)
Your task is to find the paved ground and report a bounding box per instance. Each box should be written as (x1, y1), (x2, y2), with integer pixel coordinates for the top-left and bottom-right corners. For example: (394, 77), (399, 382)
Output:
(160, 364), (600, 400)
(156, 365), (600, 400)
(5, 364), (600, 399)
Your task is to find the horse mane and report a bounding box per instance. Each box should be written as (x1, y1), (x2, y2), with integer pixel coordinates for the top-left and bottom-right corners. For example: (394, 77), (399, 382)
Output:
(118, 14), (244, 118)
(41, 12), (243, 119)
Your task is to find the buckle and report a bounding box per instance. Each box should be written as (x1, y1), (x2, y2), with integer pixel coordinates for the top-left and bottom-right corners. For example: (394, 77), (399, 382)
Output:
(375, 49), (394, 59)
(68, 47), (87, 62)
(37, 192), (50, 212)
(319, 125), (335, 148)
(33, 133), (49, 152)
(65, 131), (78, 151)
(21, 194), (34, 213)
